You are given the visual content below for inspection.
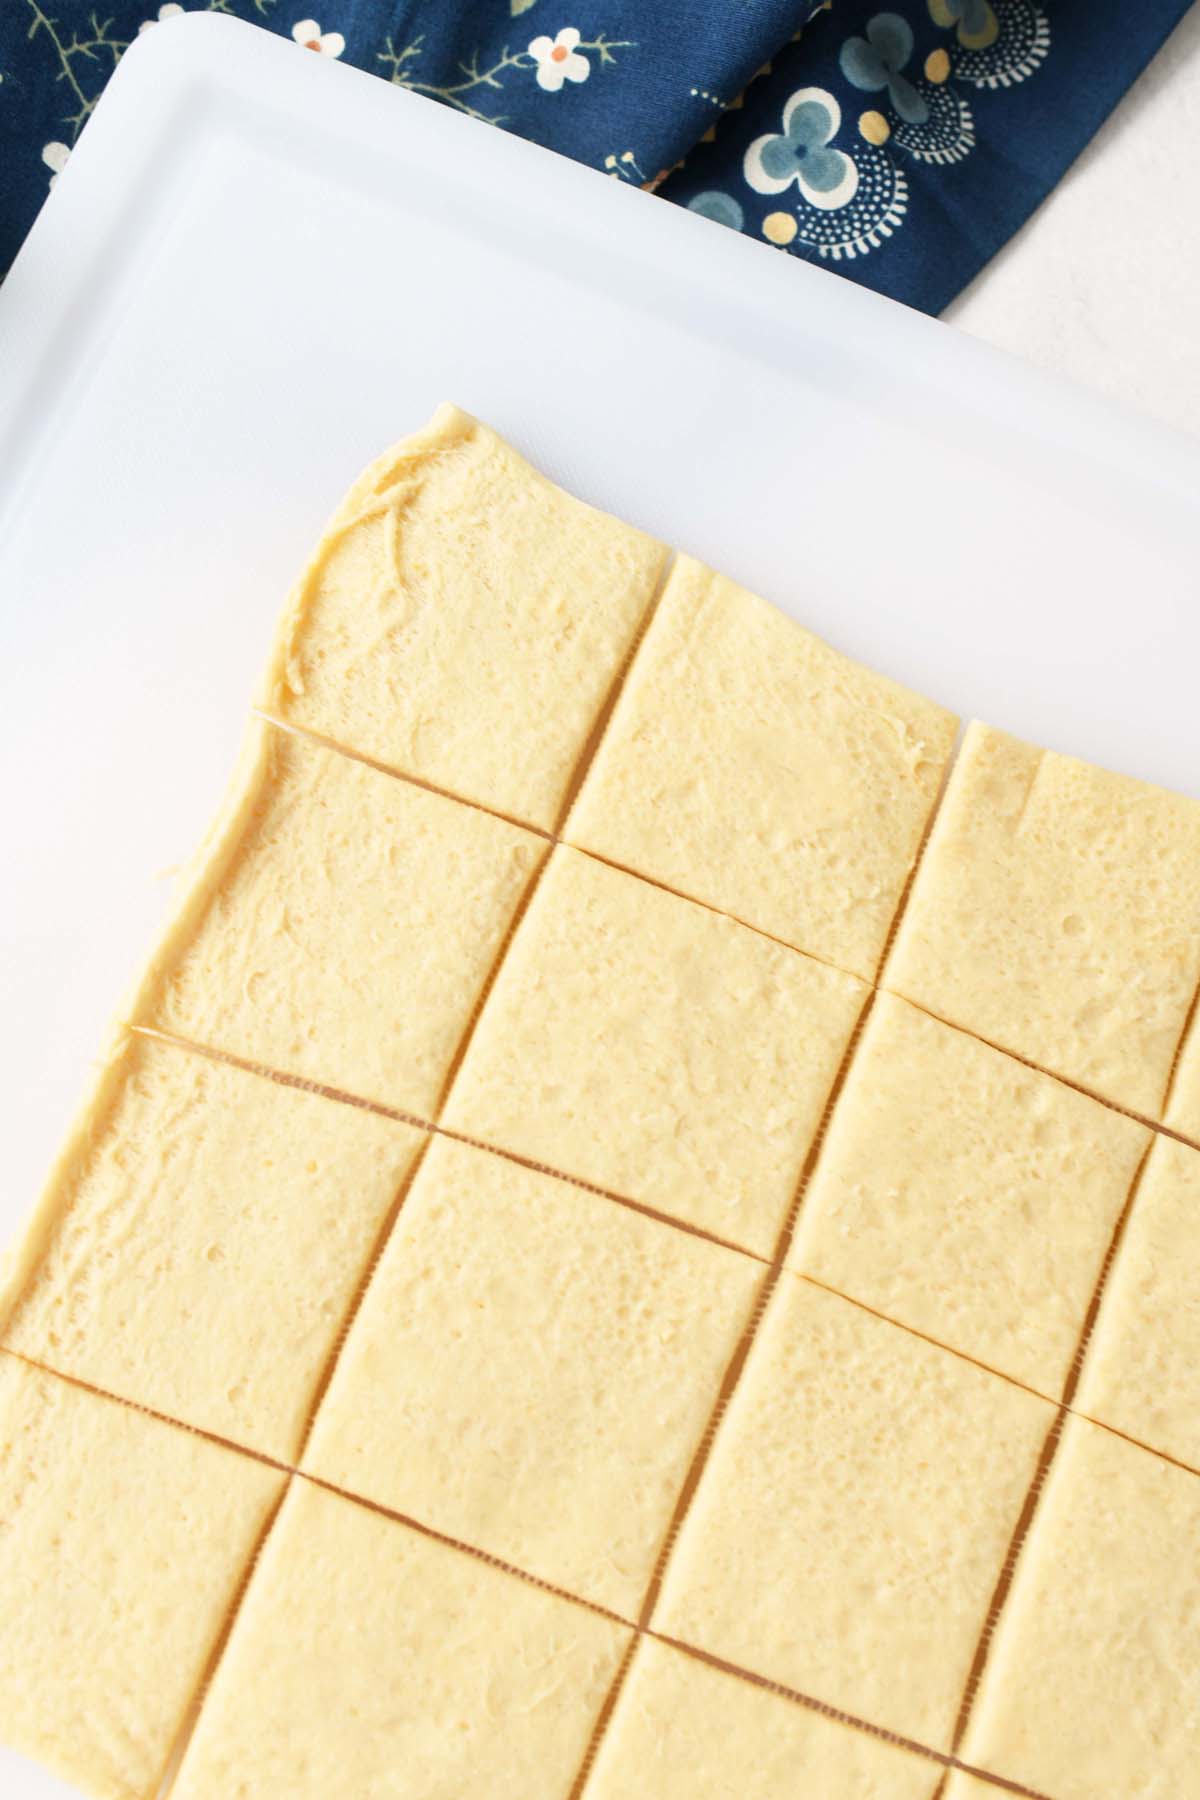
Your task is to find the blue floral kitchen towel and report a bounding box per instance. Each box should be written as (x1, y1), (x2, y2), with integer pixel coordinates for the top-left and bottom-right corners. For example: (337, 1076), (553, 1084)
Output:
(0, 0), (1192, 310)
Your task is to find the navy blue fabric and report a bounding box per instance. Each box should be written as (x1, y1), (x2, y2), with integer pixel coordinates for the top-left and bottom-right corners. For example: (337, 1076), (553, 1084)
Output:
(663, 0), (1195, 314)
(0, 0), (1191, 310)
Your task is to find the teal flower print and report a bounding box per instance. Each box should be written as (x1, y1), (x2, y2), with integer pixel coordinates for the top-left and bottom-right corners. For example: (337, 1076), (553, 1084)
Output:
(688, 191), (745, 230)
(840, 14), (930, 125)
(758, 101), (845, 192)
(929, 0), (1000, 50)
(944, 0), (992, 32)
(744, 87), (859, 210)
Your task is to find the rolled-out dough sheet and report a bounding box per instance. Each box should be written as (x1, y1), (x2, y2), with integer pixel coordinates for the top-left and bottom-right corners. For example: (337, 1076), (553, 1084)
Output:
(0, 1032), (426, 1462)
(259, 402), (666, 831)
(1076, 1134), (1200, 1469)
(140, 719), (544, 1114)
(8, 404), (1200, 1800)
(957, 1415), (1200, 1799)
(565, 555), (958, 981)
(887, 722), (1200, 1118)
(304, 1133), (762, 1616)
(444, 845), (865, 1255)
(790, 992), (1150, 1395)
(0, 1355), (284, 1800)
(654, 1275), (1053, 1749)
(588, 1637), (940, 1798)
(172, 1476), (632, 1800)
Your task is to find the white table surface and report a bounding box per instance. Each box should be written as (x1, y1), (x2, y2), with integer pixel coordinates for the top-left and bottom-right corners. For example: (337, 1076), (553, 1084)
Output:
(950, 4), (1200, 437)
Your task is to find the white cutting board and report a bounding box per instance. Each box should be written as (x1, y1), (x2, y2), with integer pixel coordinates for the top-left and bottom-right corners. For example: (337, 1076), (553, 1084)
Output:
(0, 17), (1198, 1796)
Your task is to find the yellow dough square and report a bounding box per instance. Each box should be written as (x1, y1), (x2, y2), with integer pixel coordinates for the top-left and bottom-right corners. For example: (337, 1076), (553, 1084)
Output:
(0, 1356), (284, 1800)
(887, 722), (1200, 1117)
(443, 847), (866, 1255)
(142, 722), (544, 1114)
(260, 404), (666, 830)
(565, 556), (958, 979)
(1076, 1135), (1200, 1468)
(1, 1033), (427, 1463)
(790, 993), (1149, 1394)
(173, 1476), (632, 1800)
(654, 1276), (1053, 1747)
(958, 1415), (1200, 1799)
(588, 1638), (938, 1799)
(305, 1135), (762, 1616)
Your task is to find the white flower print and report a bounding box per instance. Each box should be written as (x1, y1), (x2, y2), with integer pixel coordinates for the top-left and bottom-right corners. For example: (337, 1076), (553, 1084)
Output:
(528, 27), (590, 92)
(42, 141), (70, 187)
(292, 18), (345, 57)
(138, 4), (184, 32)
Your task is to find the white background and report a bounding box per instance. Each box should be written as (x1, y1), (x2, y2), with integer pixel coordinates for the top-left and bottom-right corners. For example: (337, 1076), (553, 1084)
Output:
(952, 5), (1200, 436)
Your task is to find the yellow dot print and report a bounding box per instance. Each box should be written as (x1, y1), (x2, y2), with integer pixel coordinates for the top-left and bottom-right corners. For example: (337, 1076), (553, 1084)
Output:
(763, 211), (798, 246)
(858, 109), (891, 145)
(925, 48), (951, 83)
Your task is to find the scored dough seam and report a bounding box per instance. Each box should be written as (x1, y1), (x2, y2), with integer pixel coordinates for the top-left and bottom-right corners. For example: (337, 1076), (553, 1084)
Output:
(1159, 963), (1200, 1121)
(157, 528), (681, 1800)
(152, 1481), (291, 1800)
(939, 1139), (1157, 1779)
(1, 1344), (633, 1633)
(0, 1343), (294, 1478)
(259, 704), (857, 974)
(564, 1635), (641, 1800)
(874, 720), (966, 988)
(257, 701), (906, 985)
(129, 1023), (770, 1263)
(645, 1634), (1055, 1800)
(291, 1132), (441, 1468)
(794, 1270), (1053, 1408)
(885, 993), (1200, 1159)
(928, 1413), (1067, 1800)
(554, 549), (677, 837)
(562, 986), (877, 1799)
(255, 709), (557, 844)
(562, 839), (854, 978)
(638, 989), (881, 1629)
(297, 1468), (634, 1630)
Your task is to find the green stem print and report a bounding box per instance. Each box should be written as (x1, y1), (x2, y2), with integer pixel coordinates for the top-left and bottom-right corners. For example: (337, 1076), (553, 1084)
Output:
(377, 32), (633, 125)
(25, 4), (129, 137)
(26, 0), (278, 142)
